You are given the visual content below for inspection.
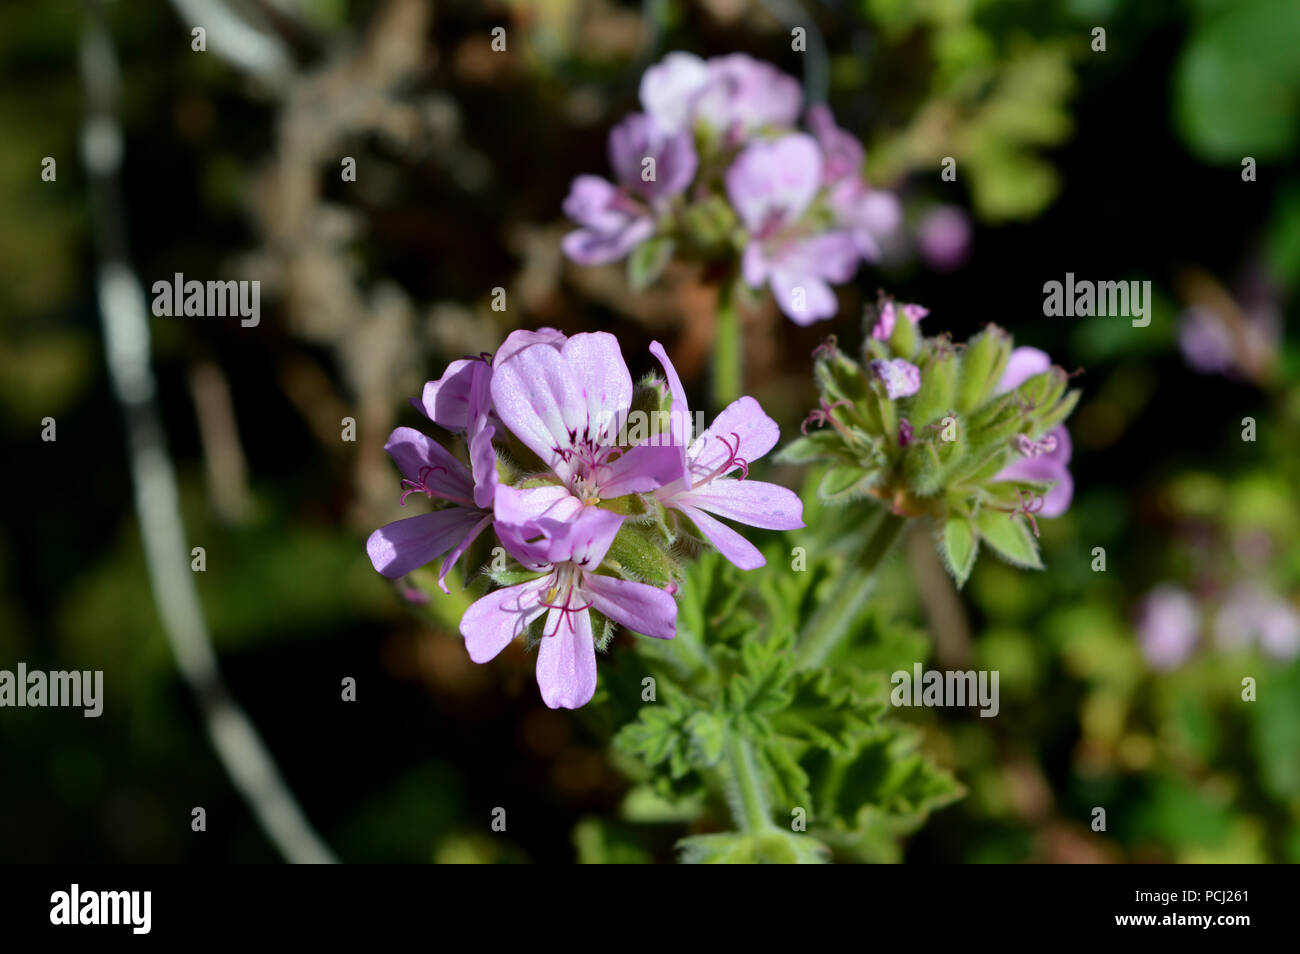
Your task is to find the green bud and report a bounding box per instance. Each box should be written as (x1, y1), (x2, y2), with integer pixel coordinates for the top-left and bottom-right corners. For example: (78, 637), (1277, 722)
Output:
(955, 325), (1009, 413)
(815, 352), (870, 405)
(906, 352), (957, 429)
(888, 305), (919, 359)
(603, 522), (676, 587)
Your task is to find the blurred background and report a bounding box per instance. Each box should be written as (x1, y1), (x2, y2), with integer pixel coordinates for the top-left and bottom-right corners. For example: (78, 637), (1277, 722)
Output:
(3, 0), (1299, 862)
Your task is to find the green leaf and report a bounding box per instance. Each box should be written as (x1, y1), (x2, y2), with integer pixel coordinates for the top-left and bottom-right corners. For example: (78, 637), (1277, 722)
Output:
(939, 514), (978, 588)
(974, 509), (1043, 570)
(770, 667), (884, 752)
(627, 237), (674, 291)
(777, 429), (852, 465)
(817, 463), (878, 503)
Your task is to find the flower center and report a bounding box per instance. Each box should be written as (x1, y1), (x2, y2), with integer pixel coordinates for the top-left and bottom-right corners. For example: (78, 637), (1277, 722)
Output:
(557, 424), (624, 503)
(540, 564), (594, 637)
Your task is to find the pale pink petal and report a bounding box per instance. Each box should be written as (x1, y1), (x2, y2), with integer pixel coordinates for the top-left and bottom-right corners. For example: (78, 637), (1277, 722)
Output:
(648, 341), (693, 484)
(436, 512), (494, 593)
(770, 271), (838, 324)
(468, 424), (499, 510)
(366, 509), (484, 579)
(997, 347), (1053, 393)
(536, 607), (598, 709)
(598, 441), (684, 498)
(490, 338), (583, 477)
(384, 426), (475, 504)
(460, 576), (551, 663)
(639, 52), (709, 133)
(679, 478), (804, 531)
(581, 572), (677, 640)
(725, 134), (822, 231)
(679, 504), (766, 570)
(688, 396), (779, 476)
(561, 332), (634, 443)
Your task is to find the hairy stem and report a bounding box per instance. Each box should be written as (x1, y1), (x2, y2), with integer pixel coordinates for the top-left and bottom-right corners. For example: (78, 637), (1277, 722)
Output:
(794, 509), (906, 670)
(712, 283), (742, 409)
(724, 730), (775, 833)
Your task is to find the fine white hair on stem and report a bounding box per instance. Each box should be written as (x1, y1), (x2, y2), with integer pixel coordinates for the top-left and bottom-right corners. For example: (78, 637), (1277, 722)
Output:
(81, 0), (335, 864)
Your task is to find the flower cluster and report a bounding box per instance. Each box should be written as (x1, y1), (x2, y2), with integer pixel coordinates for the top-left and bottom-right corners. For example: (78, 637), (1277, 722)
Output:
(1137, 582), (1300, 670)
(366, 330), (804, 708)
(562, 51), (900, 325)
(781, 298), (1080, 586)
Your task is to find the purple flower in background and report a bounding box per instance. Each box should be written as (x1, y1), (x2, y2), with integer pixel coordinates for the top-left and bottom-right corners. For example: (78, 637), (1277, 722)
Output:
(562, 113), (697, 266)
(917, 205), (972, 273)
(607, 113), (698, 203)
(870, 301), (929, 340)
(727, 134), (859, 324)
(639, 51), (710, 132)
(808, 105), (901, 260)
(490, 331), (681, 511)
(649, 342), (804, 570)
(562, 176), (656, 266)
(462, 500), (676, 709)
(640, 51), (801, 138)
(993, 346), (1073, 518)
(1137, 584), (1200, 670)
(870, 358), (921, 399)
(365, 420), (497, 592)
(1178, 307), (1235, 376)
(1214, 584), (1300, 661)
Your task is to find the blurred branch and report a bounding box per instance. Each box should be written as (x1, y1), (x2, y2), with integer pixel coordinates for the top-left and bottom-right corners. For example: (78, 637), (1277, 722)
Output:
(169, 0), (294, 86)
(188, 359), (254, 524)
(81, 0), (336, 864)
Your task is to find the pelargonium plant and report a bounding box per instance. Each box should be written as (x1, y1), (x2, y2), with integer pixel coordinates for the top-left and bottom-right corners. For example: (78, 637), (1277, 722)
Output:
(562, 51), (901, 404)
(367, 328), (804, 710)
(367, 296), (1080, 862)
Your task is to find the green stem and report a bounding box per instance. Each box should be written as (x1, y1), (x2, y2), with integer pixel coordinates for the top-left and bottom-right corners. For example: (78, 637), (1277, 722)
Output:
(794, 510), (906, 670)
(724, 730), (775, 833)
(712, 283), (742, 409)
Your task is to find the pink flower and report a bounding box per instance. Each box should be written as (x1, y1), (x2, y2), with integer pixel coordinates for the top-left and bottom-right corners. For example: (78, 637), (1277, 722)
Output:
(993, 347), (1073, 518)
(917, 205), (971, 272)
(489, 331), (681, 512)
(869, 358), (921, 399)
(462, 499), (676, 709)
(561, 114), (698, 267)
(1137, 585), (1200, 670)
(649, 341), (804, 570)
(366, 361), (498, 591)
(639, 52), (801, 138)
(870, 301), (929, 340)
(561, 175), (657, 266)
(1215, 584), (1300, 661)
(808, 105), (901, 261)
(726, 134), (859, 324)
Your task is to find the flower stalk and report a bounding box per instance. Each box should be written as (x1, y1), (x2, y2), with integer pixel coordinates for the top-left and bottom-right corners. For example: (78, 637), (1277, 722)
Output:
(712, 281), (742, 408)
(795, 509), (906, 670)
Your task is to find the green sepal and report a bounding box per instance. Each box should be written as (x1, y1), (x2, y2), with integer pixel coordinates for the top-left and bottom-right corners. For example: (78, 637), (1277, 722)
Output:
(974, 508), (1043, 569)
(939, 514), (978, 588)
(602, 523), (676, 587)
